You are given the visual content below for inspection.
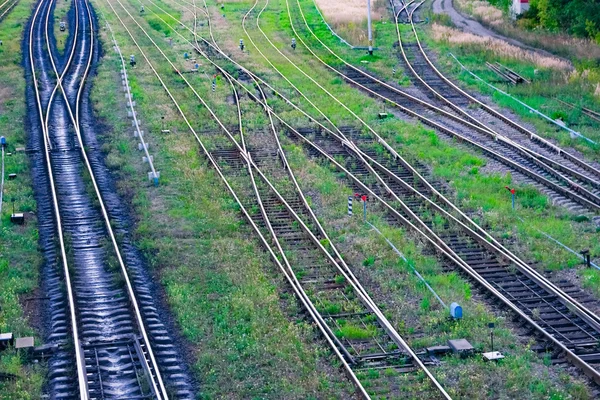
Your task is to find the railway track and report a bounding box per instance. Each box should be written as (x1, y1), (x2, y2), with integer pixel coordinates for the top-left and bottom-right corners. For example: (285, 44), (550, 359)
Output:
(25, 0), (193, 397)
(286, 0), (600, 215)
(102, 0), (454, 397)
(0, 0), (18, 21)
(393, 1), (600, 202)
(141, 0), (600, 387)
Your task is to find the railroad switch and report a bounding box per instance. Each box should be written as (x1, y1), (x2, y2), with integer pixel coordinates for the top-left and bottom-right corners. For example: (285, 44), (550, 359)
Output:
(239, 39), (244, 51)
(140, 5), (144, 13)
(59, 21), (66, 32)
(291, 38), (296, 50)
(130, 55), (136, 68)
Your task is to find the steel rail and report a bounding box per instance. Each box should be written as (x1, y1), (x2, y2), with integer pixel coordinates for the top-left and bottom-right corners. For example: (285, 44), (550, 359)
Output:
(128, 0), (431, 378)
(286, 0), (600, 329)
(308, 0), (600, 195)
(107, 2), (454, 397)
(148, 0), (394, 332)
(28, 0), (87, 396)
(144, 0), (416, 323)
(100, 2), (378, 397)
(250, 0), (600, 213)
(136, 1), (451, 397)
(159, 0), (600, 384)
(42, 0), (169, 396)
(396, 0), (600, 177)
(298, 0), (600, 194)
(290, 0), (600, 210)
(285, 0), (600, 335)
(145, 0), (600, 336)
(0, 144), (4, 221)
(0, 0), (17, 20)
(35, 0), (168, 397)
(43, 0), (80, 151)
(156, 0), (600, 383)
(395, 0), (600, 188)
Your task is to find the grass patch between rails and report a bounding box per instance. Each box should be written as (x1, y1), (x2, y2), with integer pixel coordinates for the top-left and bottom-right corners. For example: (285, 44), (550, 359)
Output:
(53, 0), (71, 53)
(0, 0), (45, 398)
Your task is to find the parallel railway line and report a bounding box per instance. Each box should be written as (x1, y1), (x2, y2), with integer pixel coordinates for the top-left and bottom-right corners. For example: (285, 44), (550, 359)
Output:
(140, 0), (600, 387)
(0, 0), (18, 21)
(288, 0), (600, 214)
(26, 0), (193, 397)
(102, 0), (454, 397)
(393, 1), (600, 197)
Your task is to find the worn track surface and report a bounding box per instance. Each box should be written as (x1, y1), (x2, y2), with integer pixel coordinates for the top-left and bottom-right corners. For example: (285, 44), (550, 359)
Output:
(24, 0), (194, 397)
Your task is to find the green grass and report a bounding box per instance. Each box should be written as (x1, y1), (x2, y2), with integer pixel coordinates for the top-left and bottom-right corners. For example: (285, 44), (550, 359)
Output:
(0, 0), (45, 398)
(53, 0), (71, 53)
(334, 324), (377, 340)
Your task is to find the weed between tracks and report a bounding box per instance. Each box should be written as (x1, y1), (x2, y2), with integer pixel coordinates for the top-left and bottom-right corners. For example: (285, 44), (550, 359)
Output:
(90, 0), (598, 397)
(53, 0), (71, 53)
(0, 0), (45, 398)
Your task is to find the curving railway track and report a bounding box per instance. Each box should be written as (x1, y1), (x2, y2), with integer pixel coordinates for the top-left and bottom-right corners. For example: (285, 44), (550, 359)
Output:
(286, 0), (600, 216)
(392, 1), (600, 210)
(100, 0), (455, 397)
(128, 0), (600, 389)
(24, 0), (193, 397)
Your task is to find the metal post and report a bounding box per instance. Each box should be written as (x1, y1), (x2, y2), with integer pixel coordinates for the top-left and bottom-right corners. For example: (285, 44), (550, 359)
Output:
(363, 200), (367, 222)
(366, 0), (373, 55)
(511, 193), (515, 210)
(347, 196), (353, 216)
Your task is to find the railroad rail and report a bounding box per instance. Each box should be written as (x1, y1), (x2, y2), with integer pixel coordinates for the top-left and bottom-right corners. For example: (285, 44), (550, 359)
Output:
(26, 0), (194, 397)
(102, 0), (453, 397)
(557, 98), (600, 124)
(286, 0), (600, 214)
(0, 0), (18, 20)
(394, 1), (600, 182)
(146, 0), (600, 386)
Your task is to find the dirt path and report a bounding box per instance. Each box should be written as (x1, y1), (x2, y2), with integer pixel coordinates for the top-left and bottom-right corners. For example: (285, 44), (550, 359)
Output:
(432, 0), (570, 63)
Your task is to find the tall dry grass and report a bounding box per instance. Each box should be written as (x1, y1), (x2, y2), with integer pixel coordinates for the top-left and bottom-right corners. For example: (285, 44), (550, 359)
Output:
(456, 0), (503, 25)
(314, 0), (382, 25)
(431, 23), (571, 71)
(454, 0), (600, 61)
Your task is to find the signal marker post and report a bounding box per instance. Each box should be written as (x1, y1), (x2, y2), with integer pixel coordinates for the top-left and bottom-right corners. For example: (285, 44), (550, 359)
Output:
(347, 196), (353, 216)
(366, 0), (373, 55)
(505, 186), (516, 210)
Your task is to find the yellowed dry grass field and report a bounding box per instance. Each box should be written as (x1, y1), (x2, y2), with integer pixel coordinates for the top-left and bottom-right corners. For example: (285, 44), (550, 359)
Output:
(314, 0), (382, 25)
(431, 23), (571, 70)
